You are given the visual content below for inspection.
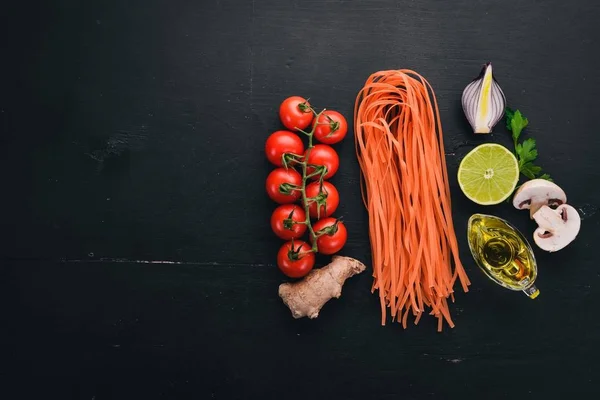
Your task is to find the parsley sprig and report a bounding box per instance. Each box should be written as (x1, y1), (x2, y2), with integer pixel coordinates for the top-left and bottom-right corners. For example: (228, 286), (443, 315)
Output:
(505, 107), (552, 181)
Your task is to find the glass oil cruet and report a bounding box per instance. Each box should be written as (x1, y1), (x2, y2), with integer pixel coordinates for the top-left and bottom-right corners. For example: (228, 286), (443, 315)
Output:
(467, 213), (540, 299)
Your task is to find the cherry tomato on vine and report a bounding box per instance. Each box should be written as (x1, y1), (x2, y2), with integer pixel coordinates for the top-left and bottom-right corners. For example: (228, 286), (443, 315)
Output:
(270, 204), (307, 240)
(312, 217), (347, 255)
(314, 110), (348, 145)
(266, 168), (302, 204)
(277, 240), (315, 278)
(305, 144), (339, 180)
(265, 130), (304, 167)
(305, 181), (339, 219)
(279, 96), (314, 131)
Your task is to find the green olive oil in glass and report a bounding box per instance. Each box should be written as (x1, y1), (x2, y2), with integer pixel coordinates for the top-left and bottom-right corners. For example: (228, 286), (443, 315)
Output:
(467, 214), (539, 299)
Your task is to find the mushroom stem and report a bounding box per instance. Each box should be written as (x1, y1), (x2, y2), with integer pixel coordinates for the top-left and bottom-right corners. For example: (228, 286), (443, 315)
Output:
(529, 202), (544, 219)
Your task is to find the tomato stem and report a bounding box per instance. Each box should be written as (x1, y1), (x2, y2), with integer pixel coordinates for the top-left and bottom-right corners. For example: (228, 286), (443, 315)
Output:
(298, 100), (312, 113)
(296, 128), (312, 137)
(315, 219), (339, 238)
(294, 108), (327, 253)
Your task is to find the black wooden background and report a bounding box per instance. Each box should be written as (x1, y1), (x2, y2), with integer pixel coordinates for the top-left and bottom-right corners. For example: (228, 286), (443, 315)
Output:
(2, 1), (599, 399)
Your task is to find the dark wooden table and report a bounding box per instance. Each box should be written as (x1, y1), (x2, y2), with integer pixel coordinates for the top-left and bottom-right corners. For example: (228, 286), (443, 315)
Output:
(2, 1), (599, 399)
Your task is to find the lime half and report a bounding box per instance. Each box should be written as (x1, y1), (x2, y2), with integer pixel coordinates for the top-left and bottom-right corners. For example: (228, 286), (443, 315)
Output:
(457, 143), (519, 205)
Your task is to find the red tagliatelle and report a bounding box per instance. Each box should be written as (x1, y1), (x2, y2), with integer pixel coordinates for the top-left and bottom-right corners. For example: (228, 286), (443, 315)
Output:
(354, 69), (471, 331)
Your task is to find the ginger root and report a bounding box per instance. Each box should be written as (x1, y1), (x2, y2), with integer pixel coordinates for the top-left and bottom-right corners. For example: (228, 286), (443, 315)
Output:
(278, 255), (366, 319)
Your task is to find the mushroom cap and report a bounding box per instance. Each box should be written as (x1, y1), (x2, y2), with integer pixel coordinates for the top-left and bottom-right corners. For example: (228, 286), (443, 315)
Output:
(532, 204), (581, 252)
(512, 179), (567, 218)
(512, 179), (567, 210)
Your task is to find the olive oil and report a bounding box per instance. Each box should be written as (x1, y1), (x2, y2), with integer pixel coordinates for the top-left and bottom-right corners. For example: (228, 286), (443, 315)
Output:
(467, 214), (539, 299)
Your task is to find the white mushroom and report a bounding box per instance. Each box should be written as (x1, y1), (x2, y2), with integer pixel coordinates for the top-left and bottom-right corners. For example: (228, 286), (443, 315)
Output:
(532, 204), (581, 252)
(512, 179), (567, 219)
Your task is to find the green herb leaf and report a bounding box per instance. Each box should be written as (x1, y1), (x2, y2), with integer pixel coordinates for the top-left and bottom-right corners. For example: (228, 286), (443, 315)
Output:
(506, 108), (552, 185)
(505, 107), (515, 130)
(510, 111), (529, 143)
(521, 162), (542, 179)
(517, 138), (538, 166)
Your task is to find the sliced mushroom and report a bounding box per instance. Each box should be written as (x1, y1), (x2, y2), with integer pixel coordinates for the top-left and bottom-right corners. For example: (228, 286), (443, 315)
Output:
(532, 204), (581, 252)
(512, 179), (567, 219)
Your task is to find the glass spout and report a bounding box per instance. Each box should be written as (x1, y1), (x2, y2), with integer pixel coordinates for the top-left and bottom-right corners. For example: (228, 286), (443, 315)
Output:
(523, 285), (540, 299)
(467, 214), (539, 298)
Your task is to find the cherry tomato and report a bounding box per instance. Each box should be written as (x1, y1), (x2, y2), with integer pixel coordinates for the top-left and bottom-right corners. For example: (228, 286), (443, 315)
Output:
(277, 240), (315, 278)
(270, 204), (307, 240)
(266, 168), (302, 204)
(314, 110), (348, 145)
(312, 217), (347, 255)
(279, 96), (314, 131)
(305, 181), (339, 219)
(305, 144), (339, 180)
(265, 130), (305, 167)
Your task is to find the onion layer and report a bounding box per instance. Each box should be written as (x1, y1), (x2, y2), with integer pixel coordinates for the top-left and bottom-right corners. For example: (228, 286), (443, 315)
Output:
(461, 63), (506, 134)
